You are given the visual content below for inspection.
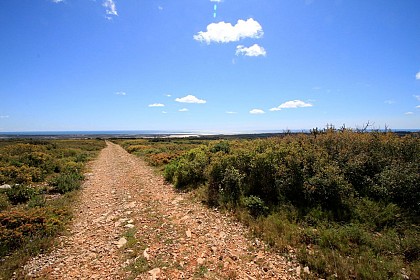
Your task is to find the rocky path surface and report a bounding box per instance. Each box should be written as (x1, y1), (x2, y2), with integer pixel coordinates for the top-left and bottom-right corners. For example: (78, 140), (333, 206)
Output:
(23, 141), (297, 279)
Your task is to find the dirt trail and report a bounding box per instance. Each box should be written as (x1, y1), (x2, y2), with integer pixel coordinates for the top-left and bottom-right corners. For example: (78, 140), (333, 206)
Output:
(23, 141), (297, 279)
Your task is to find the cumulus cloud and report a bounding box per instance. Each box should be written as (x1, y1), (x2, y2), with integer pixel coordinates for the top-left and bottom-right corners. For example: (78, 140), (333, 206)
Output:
(115, 91), (126, 96)
(250, 109), (265, 114)
(416, 71), (420, 80)
(148, 103), (164, 107)
(179, 108), (189, 112)
(103, 0), (118, 19)
(175, 95), (206, 104)
(270, 100), (313, 111)
(194, 18), (263, 44)
(236, 44), (266, 57)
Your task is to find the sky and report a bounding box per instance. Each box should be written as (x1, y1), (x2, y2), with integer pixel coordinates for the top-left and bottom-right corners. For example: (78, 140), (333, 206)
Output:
(1, 0), (419, 132)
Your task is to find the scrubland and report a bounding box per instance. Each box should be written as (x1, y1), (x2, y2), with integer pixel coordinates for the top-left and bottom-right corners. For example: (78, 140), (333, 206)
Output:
(119, 130), (419, 279)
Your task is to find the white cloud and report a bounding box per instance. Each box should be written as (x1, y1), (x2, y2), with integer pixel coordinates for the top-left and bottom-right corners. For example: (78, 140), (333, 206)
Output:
(384, 100), (395, 105)
(270, 100), (313, 111)
(194, 18), (263, 44)
(250, 109), (265, 114)
(162, 111), (167, 114)
(210, 0), (222, 2)
(226, 111), (237, 114)
(416, 105), (420, 108)
(414, 95), (420, 101)
(148, 103), (165, 107)
(416, 71), (420, 80)
(236, 44), (266, 57)
(103, 0), (118, 18)
(405, 112), (413, 115)
(51, 0), (64, 3)
(158, 6), (163, 10)
(0, 115), (9, 119)
(115, 91), (126, 96)
(175, 95), (206, 104)
(179, 108), (189, 112)
(165, 94), (171, 97)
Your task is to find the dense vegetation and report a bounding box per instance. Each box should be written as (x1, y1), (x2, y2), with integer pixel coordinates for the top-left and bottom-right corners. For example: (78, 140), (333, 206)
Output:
(0, 139), (105, 279)
(120, 130), (419, 280)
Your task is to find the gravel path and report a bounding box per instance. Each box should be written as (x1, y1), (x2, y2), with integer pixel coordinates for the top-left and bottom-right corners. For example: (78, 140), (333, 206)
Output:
(23, 141), (297, 279)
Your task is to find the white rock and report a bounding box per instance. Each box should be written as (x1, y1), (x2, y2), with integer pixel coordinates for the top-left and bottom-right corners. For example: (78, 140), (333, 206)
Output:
(0, 184), (11, 189)
(116, 237), (127, 248)
(186, 229), (192, 238)
(304, 266), (310, 274)
(143, 248), (150, 261)
(296, 266), (301, 276)
(148, 268), (161, 280)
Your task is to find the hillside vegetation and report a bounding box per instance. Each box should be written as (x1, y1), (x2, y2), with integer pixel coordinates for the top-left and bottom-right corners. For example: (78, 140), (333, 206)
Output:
(119, 130), (419, 279)
(0, 139), (105, 279)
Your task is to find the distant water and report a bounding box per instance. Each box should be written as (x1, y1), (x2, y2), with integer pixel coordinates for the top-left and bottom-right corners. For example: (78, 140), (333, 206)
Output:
(0, 129), (418, 139)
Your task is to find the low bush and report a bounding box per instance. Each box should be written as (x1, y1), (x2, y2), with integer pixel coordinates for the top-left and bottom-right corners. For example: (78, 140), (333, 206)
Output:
(5, 185), (37, 205)
(50, 172), (84, 194)
(136, 130), (420, 279)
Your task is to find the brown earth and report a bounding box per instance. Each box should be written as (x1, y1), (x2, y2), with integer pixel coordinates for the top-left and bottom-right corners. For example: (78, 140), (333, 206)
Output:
(22, 141), (298, 279)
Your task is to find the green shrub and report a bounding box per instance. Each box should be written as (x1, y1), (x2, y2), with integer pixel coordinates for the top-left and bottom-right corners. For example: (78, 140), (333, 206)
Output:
(220, 166), (244, 205)
(5, 185), (37, 205)
(0, 193), (11, 211)
(170, 148), (209, 189)
(27, 195), (46, 208)
(50, 172), (83, 194)
(210, 141), (230, 154)
(242, 196), (268, 217)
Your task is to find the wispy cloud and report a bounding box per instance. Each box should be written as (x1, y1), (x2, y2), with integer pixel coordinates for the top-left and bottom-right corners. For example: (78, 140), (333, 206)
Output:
(250, 109), (265, 114)
(405, 112), (413, 115)
(165, 94), (172, 97)
(270, 100), (313, 111)
(175, 95), (206, 104)
(179, 108), (189, 112)
(416, 71), (420, 80)
(236, 44), (266, 57)
(0, 115), (9, 119)
(384, 100), (395, 105)
(51, 0), (64, 3)
(414, 95), (420, 101)
(158, 6), (163, 11)
(148, 103), (165, 107)
(115, 91), (126, 96)
(416, 105), (420, 108)
(103, 0), (118, 19)
(226, 111), (237, 114)
(194, 18), (263, 44)
(210, 0), (223, 2)
(162, 111), (167, 114)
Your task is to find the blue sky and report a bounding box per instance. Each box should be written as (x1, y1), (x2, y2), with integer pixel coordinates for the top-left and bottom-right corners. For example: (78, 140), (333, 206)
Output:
(1, 0), (419, 132)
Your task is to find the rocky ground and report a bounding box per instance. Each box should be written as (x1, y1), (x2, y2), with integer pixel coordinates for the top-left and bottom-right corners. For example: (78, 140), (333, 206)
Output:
(22, 141), (298, 279)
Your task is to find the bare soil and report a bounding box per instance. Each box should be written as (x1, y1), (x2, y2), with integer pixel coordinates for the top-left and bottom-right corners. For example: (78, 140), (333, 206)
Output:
(23, 141), (297, 279)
